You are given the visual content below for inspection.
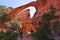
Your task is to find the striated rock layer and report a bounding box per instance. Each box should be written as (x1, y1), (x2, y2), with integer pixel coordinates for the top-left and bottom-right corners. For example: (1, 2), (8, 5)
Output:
(8, 0), (60, 33)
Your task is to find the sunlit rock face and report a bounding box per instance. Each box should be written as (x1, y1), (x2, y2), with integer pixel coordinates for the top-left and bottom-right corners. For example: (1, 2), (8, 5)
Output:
(16, 9), (37, 33)
(17, 9), (30, 22)
(8, 0), (60, 33)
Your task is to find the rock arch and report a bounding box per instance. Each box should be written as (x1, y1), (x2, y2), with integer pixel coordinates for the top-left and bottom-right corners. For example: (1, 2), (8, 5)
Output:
(8, 0), (60, 19)
(8, 0), (60, 32)
(8, 1), (36, 19)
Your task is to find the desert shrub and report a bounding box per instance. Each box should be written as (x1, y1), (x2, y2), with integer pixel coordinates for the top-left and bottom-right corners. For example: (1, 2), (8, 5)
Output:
(0, 30), (18, 40)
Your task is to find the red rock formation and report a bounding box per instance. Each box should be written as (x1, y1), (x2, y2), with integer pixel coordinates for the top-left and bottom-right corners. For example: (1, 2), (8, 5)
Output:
(8, 1), (36, 19)
(32, 0), (60, 27)
(8, 0), (60, 33)
(16, 9), (37, 33)
(9, 0), (60, 20)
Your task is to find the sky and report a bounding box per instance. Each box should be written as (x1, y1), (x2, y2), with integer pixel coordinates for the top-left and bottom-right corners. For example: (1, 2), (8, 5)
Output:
(0, 0), (36, 18)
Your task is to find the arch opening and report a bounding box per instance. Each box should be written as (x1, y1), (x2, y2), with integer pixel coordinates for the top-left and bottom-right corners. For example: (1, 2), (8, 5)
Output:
(25, 6), (36, 18)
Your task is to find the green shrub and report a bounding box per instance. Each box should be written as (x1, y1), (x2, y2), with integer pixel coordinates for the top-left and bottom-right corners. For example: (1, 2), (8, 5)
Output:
(0, 30), (18, 40)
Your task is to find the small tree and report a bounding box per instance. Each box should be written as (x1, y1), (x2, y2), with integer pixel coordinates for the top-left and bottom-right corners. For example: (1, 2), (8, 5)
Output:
(51, 20), (60, 36)
(0, 5), (18, 40)
(0, 5), (11, 25)
(0, 30), (18, 40)
(31, 22), (53, 40)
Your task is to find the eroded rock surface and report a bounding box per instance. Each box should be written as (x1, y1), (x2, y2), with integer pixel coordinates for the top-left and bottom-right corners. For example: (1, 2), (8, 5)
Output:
(8, 0), (60, 33)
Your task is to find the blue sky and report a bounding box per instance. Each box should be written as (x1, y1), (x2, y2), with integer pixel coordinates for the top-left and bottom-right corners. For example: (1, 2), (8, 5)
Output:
(0, 0), (36, 18)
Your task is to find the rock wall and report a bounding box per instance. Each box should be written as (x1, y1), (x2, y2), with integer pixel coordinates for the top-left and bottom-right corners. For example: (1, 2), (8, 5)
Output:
(15, 9), (37, 33)
(8, 0), (60, 33)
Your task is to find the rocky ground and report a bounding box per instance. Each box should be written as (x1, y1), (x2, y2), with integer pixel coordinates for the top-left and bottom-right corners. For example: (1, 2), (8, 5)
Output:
(18, 34), (33, 40)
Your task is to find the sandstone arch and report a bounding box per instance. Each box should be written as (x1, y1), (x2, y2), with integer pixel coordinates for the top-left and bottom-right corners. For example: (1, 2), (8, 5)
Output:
(8, 1), (36, 19)
(8, 0), (60, 32)
(8, 0), (60, 20)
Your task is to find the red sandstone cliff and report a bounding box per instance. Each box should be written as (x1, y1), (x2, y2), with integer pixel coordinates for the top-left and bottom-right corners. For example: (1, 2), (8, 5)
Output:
(8, 0), (60, 32)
